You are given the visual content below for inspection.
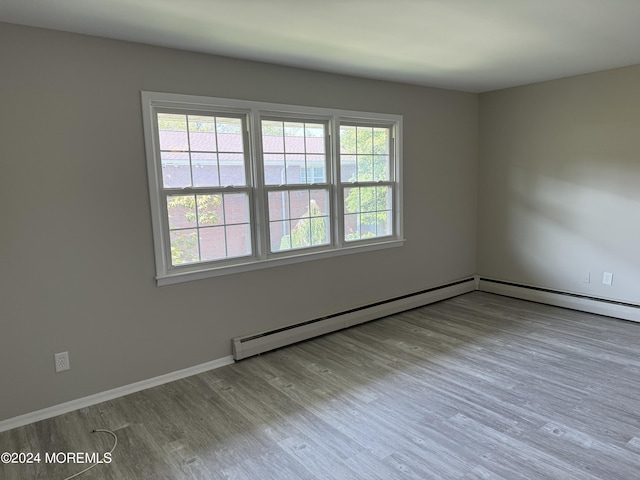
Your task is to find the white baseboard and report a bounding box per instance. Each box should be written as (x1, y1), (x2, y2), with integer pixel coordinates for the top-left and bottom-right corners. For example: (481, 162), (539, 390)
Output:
(233, 278), (476, 360)
(478, 278), (640, 323)
(0, 355), (234, 433)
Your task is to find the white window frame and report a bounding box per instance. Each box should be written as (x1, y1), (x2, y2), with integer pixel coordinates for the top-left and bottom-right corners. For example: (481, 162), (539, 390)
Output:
(141, 91), (404, 285)
(258, 114), (333, 256)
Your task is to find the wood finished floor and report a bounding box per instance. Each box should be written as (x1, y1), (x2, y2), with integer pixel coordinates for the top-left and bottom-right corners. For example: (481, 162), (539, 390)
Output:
(2, 292), (640, 479)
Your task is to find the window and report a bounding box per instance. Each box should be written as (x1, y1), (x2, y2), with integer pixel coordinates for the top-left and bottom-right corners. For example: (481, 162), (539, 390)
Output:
(142, 92), (403, 285)
(262, 119), (330, 253)
(157, 113), (252, 266)
(340, 125), (393, 241)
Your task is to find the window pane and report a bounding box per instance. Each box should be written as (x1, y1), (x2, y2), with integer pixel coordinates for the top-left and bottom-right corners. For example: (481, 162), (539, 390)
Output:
(378, 210), (393, 237)
(374, 186), (393, 238)
(376, 186), (391, 211)
(216, 118), (244, 152)
(268, 191), (286, 221)
(356, 155), (374, 182)
(344, 214), (359, 241)
(304, 155), (326, 183)
(219, 153), (246, 186)
(199, 226), (226, 262)
(158, 113), (188, 151)
(308, 189), (330, 247)
(340, 154), (356, 182)
(262, 120), (284, 152)
(223, 193), (250, 224)
(188, 116), (217, 151)
(170, 229), (199, 265)
(264, 154), (285, 185)
(286, 154), (305, 182)
(161, 152), (191, 188)
(340, 125), (357, 154)
(343, 187), (359, 214)
(288, 190), (309, 219)
(305, 127), (325, 153)
(167, 195), (197, 229)
(262, 120), (326, 186)
(373, 155), (390, 182)
(192, 153), (219, 187)
(196, 194), (222, 227)
(269, 220), (291, 252)
(284, 122), (305, 153)
(373, 128), (389, 154)
(226, 224), (252, 257)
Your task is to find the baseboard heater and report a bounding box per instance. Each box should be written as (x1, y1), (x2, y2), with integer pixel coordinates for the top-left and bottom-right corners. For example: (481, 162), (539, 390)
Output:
(232, 278), (475, 360)
(477, 277), (640, 323)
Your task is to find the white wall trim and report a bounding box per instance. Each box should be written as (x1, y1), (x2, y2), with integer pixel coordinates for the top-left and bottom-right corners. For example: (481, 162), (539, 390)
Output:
(0, 356), (234, 433)
(477, 278), (640, 323)
(233, 278), (476, 360)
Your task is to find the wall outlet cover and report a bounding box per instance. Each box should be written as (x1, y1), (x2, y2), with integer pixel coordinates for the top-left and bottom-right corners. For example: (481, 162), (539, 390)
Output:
(54, 351), (70, 372)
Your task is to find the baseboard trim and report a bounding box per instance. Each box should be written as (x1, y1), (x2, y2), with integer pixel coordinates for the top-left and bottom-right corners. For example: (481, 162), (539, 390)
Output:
(233, 277), (476, 360)
(478, 278), (640, 323)
(0, 355), (234, 433)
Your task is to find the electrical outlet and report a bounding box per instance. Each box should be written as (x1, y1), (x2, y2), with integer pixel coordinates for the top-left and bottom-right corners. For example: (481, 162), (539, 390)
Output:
(581, 271), (591, 283)
(603, 272), (613, 286)
(54, 351), (70, 372)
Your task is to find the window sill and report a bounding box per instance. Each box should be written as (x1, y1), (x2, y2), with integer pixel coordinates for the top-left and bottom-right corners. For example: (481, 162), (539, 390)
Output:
(156, 238), (406, 286)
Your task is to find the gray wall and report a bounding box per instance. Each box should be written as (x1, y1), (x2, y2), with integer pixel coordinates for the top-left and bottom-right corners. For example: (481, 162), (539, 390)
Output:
(0, 23), (478, 421)
(478, 65), (640, 304)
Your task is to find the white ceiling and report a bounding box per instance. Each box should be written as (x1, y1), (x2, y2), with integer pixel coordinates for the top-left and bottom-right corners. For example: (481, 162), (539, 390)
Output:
(2, 0), (640, 92)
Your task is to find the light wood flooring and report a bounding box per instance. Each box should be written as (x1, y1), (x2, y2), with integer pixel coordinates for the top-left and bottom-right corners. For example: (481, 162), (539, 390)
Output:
(2, 292), (640, 479)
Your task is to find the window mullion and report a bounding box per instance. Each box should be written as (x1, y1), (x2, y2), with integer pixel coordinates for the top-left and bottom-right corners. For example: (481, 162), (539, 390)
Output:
(331, 117), (344, 248)
(391, 128), (402, 239)
(250, 109), (268, 261)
